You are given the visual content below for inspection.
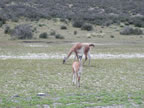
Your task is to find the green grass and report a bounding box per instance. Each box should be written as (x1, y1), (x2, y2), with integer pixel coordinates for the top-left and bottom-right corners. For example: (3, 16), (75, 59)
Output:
(0, 19), (144, 107)
(0, 39), (144, 57)
(0, 59), (144, 107)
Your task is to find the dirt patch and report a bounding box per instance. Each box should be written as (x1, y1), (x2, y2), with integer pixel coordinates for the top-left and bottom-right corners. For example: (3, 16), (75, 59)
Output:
(22, 40), (73, 44)
(0, 53), (144, 60)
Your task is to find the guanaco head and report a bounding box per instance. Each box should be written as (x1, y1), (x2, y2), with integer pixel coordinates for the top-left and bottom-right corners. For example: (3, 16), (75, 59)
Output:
(78, 55), (82, 62)
(89, 43), (95, 47)
(63, 57), (67, 64)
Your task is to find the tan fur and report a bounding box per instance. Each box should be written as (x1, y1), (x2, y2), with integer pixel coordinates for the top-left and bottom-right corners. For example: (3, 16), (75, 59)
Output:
(63, 43), (95, 65)
(72, 61), (82, 87)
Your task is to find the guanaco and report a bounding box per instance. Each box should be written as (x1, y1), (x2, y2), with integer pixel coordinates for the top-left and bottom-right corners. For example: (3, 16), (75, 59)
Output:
(72, 56), (83, 87)
(63, 43), (95, 65)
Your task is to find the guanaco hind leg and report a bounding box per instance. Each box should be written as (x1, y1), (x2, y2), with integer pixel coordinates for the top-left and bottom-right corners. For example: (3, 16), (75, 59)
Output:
(72, 73), (77, 85)
(88, 51), (91, 65)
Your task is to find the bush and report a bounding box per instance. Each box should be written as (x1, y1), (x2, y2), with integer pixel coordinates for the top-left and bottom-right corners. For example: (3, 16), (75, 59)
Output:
(32, 27), (37, 32)
(39, 24), (46, 27)
(4, 26), (11, 34)
(120, 26), (143, 35)
(74, 31), (77, 35)
(39, 32), (48, 39)
(55, 34), (64, 39)
(60, 25), (67, 30)
(103, 20), (114, 26)
(50, 30), (56, 36)
(0, 17), (6, 27)
(0, 21), (3, 27)
(131, 17), (144, 28)
(60, 18), (68, 24)
(11, 24), (33, 39)
(110, 35), (115, 38)
(72, 20), (84, 28)
(0, 0), (144, 28)
(81, 24), (93, 31)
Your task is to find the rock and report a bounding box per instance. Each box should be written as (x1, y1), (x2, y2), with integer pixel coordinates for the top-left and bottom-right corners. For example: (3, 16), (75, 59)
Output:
(13, 94), (20, 98)
(37, 93), (46, 96)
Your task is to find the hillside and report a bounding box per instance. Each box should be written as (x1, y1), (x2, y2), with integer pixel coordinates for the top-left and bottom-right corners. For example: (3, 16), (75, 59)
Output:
(0, 0), (144, 26)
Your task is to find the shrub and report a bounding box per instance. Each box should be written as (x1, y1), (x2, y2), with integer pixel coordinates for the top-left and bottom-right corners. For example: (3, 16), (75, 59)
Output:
(103, 20), (113, 26)
(60, 25), (67, 30)
(81, 24), (93, 31)
(72, 20), (84, 28)
(74, 31), (77, 35)
(4, 26), (11, 34)
(60, 18), (68, 24)
(39, 24), (46, 27)
(1, 0), (144, 28)
(124, 22), (130, 26)
(11, 24), (33, 39)
(55, 34), (64, 39)
(0, 17), (5, 27)
(131, 17), (144, 28)
(120, 26), (143, 35)
(50, 30), (56, 36)
(39, 32), (48, 39)
(32, 27), (37, 32)
(0, 21), (3, 27)
(110, 35), (115, 38)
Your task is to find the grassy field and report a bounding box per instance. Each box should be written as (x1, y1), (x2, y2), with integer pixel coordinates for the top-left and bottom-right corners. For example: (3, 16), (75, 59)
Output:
(0, 59), (144, 108)
(0, 19), (144, 108)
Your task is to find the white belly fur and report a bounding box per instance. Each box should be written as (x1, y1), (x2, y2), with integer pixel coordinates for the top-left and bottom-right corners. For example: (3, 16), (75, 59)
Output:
(77, 46), (84, 56)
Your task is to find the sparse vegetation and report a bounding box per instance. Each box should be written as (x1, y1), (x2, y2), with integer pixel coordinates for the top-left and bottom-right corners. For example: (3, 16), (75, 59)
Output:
(130, 17), (144, 28)
(10, 24), (33, 39)
(39, 24), (46, 27)
(60, 18), (69, 24)
(50, 30), (56, 36)
(4, 26), (11, 34)
(0, 58), (144, 107)
(0, 0), (144, 26)
(0, 17), (5, 27)
(60, 25), (67, 30)
(0, 21), (3, 27)
(72, 20), (84, 28)
(0, 0), (144, 107)
(55, 34), (64, 39)
(39, 32), (48, 39)
(74, 31), (77, 35)
(110, 35), (115, 38)
(81, 23), (93, 31)
(0, 0), (144, 27)
(120, 26), (143, 35)
(32, 27), (37, 33)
